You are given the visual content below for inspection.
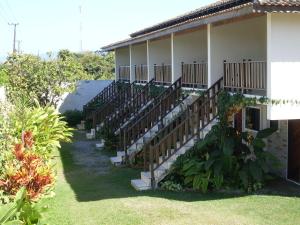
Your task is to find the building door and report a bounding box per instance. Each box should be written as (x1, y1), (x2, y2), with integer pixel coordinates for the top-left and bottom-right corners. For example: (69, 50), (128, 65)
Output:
(288, 120), (300, 183)
(234, 110), (243, 133)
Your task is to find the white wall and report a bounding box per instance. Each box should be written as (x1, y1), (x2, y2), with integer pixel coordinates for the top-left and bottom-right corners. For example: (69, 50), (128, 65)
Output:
(267, 13), (300, 120)
(173, 28), (207, 81)
(0, 87), (5, 102)
(148, 37), (171, 80)
(58, 80), (113, 113)
(115, 47), (130, 79)
(131, 43), (147, 81)
(210, 16), (267, 86)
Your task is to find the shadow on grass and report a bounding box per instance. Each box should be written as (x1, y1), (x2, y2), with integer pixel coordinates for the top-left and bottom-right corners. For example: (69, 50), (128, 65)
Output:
(59, 132), (300, 203)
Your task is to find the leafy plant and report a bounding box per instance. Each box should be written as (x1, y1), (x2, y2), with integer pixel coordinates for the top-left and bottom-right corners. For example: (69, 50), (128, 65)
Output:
(160, 181), (182, 192)
(4, 53), (89, 107)
(62, 110), (83, 127)
(0, 187), (45, 225)
(163, 91), (278, 193)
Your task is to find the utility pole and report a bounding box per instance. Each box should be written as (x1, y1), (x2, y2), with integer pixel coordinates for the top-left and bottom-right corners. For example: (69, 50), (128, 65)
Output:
(8, 23), (19, 53)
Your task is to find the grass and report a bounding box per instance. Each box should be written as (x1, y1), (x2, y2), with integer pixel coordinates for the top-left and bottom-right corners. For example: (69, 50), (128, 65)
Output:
(40, 132), (300, 225)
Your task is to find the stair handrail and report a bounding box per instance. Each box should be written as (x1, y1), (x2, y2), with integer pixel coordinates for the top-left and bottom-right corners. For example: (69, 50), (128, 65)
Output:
(146, 77), (224, 188)
(104, 79), (155, 132)
(92, 81), (138, 127)
(120, 78), (185, 159)
(83, 80), (117, 114)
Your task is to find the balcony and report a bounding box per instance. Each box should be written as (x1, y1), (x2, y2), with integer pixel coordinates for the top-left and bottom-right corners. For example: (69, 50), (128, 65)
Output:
(135, 64), (148, 83)
(223, 60), (267, 96)
(154, 64), (172, 85)
(118, 66), (130, 82)
(181, 62), (208, 89)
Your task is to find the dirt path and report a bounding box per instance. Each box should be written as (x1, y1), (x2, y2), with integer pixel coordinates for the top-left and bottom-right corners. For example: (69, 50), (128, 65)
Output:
(71, 132), (111, 176)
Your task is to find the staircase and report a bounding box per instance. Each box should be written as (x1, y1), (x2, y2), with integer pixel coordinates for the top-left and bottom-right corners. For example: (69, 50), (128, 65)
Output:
(83, 80), (122, 120)
(91, 81), (141, 127)
(130, 78), (223, 190)
(110, 78), (190, 165)
(103, 79), (155, 133)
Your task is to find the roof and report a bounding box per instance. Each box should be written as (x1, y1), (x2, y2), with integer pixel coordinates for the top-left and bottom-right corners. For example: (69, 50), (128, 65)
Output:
(102, 0), (300, 51)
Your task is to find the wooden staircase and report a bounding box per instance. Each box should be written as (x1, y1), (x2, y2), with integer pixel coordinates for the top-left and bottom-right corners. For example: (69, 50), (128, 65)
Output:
(110, 78), (192, 165)
(130, 78), (224, 190)
(91, 81), (141, 127)
(83, 80), (121, 120)
(103, 79), (155, 133)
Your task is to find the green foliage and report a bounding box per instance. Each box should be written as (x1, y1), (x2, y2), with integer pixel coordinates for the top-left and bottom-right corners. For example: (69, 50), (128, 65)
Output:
(163, 91), (279, 193)
(149, 85), (166, 98)
(58, 50), (115, 80)
(160, 181), (182, 192)
(0, 187), (46, 225)
(97, 126), (119, 151)
(0, 64), (8, 86)
(4, 53), (89, 107)
(62, 110), (83, 127)
(5, 104), (73, 158)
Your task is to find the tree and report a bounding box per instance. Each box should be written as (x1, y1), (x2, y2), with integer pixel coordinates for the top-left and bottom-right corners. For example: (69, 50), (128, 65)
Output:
(4, 54), (89, 107)
(58, 50), (115, 80)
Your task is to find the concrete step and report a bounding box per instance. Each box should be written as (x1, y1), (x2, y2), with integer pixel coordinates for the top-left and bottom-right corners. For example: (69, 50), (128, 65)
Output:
(110, 156), (122, 165)
(131, 179), (151, 191)
(117, 151), (125, 157)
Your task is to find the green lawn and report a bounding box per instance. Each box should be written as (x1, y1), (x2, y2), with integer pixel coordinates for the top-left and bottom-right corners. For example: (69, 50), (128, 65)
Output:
(41, 131), (300, 225)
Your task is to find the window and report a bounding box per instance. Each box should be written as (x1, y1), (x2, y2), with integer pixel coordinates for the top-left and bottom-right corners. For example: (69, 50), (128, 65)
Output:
(245, 107), (260, 131)
(270, 120), (279, 131)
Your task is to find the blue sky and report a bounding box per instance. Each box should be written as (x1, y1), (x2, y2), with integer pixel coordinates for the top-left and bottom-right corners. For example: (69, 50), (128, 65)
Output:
(0, 0), (214, 57)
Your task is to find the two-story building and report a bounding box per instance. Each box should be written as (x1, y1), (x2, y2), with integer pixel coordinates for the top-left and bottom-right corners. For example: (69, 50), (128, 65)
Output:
(96, 0), (300, 189)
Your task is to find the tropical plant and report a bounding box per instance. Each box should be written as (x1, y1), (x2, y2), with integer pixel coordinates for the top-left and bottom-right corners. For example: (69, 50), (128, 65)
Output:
(162, 91), (279, 193)
(0, 187), (45, 225)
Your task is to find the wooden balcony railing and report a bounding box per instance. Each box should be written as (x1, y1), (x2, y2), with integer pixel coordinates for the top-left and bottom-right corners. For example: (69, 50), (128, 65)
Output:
(119, 78), (183, 159)
(92, 81), (137, 127)
(182, 62), (208, 88)
(139, 78), (223, 188)
(154, 64), (172, 84)
(224, 60), (266, 94)
(83, 80), (119, 119)
(104, 79), (155, 132)
(119, 65), (130, 82)
(135, 65), (148, 83)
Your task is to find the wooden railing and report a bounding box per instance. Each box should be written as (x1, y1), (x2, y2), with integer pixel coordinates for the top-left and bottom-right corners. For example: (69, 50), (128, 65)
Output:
(140, 78), (223, 188)
(224, 60), (266, 94)
(119, 66), (130, 81)
(154, 64), (172, 84)
(92, 81), (138, 127)
(104, 79), (155, 132)
(182, 62), (208, 88)
(135, 65), (148, 83)
(119, 78), (183, 158)
(83, 80), (119, 119)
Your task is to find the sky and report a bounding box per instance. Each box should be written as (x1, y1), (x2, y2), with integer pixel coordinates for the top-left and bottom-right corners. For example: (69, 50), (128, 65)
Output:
(0, 0), (214, 57)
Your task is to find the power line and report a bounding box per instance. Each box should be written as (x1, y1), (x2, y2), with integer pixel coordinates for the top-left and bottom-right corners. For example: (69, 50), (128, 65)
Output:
(3, 0), (17, 22)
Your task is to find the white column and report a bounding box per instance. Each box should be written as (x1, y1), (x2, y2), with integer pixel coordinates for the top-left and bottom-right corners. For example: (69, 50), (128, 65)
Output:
(146, 40), (151, 82)
(129, 45), (134, 83)
(207, 24), (212, 88)
(171, 33), (175, 83)
(266, 13), (272, 119)
(114, 48), (118, 81)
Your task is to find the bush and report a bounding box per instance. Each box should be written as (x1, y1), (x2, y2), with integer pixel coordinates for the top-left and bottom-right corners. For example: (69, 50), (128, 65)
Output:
(62, 110), (83, 127)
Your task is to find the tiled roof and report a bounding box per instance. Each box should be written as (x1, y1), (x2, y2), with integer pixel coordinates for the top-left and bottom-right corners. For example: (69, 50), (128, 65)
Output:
(101, 0), (300, 51)
(130, 0), (300, 38)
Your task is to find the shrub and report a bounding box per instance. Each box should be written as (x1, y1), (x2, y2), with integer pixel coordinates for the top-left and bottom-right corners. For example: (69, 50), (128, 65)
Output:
(62, 110), (83, 127)
(162, 91), (279, 193)
(160, 181), (182, 192)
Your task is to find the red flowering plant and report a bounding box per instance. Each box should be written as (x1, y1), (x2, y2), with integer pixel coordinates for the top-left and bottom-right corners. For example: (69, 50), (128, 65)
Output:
(0, 131), (54, 201)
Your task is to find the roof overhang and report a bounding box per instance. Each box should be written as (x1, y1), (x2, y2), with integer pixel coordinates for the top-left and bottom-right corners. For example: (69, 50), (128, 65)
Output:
(101, 2), (300, 52)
